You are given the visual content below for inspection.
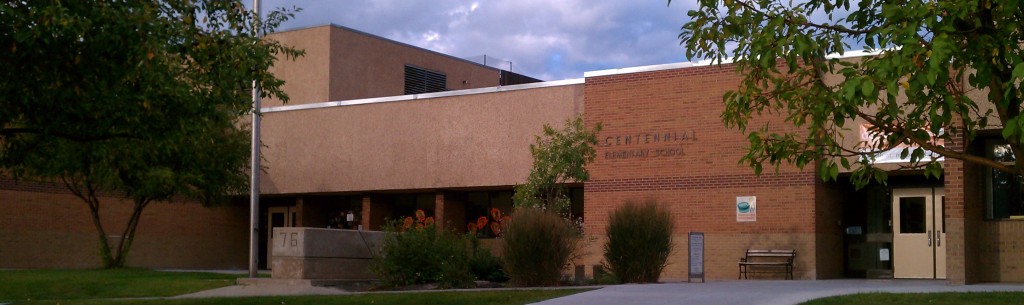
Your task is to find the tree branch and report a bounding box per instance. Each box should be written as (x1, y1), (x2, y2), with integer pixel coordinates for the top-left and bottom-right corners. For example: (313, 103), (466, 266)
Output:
(0, 128), (137, 142)
(855, 110), (1018, 174)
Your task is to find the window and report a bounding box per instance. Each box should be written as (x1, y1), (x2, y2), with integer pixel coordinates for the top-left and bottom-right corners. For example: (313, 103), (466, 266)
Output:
(899, 197), (927, 233)
(985, 140), (1024, 219)
(464, 190), (513, 238)
(404, 65), (446, 94)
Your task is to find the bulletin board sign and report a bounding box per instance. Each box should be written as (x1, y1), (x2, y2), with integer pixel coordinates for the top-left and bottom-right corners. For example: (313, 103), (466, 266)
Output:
(736, 196), (757, 222)
(688, 232), (704, 283)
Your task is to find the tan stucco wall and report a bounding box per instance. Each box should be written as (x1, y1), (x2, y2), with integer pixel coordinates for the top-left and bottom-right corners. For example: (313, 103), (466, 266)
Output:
(266, 26), (332, 107)
(259, 83), (583, 194)
(265, 25), (504, 107)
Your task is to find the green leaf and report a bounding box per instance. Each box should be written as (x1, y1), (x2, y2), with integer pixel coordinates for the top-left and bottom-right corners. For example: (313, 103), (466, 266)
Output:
(860, 80), (875, 98)
(1003, 116), (1019, 140)
(1013, 63), (1024, 80)
(873, 170), (888, 183)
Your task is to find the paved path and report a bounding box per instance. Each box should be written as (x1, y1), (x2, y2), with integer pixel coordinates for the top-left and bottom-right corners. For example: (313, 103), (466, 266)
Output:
(531, 280), (1024, 305)
(173, 278), (1024, 304)
(174, 282), (353, 298)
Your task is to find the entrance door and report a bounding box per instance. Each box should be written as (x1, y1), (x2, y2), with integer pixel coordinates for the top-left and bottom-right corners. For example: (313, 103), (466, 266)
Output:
(266, 206), (294, 267)
(892, 188), (945, 279)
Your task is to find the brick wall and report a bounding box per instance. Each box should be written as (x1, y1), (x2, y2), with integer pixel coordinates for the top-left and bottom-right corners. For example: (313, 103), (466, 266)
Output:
(1, 181), (248, 269)
(977, 221), (1024, 282)
(814, 179), (845, 279)
(582, 63), (822, 280)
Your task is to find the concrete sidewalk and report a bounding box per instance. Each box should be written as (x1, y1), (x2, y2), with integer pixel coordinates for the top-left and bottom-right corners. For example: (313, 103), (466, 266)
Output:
(174, 282), (352, 298)
(530, 280), (1024, 305)
(173, 279), (1024, 304)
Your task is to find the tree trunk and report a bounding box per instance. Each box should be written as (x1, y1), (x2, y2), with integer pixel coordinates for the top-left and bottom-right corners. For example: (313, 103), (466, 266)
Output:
(63, 175), (118, 268)
(109, 198), (150, 268)
(85, 195), (115, 268)
(63, 176), (152, 269)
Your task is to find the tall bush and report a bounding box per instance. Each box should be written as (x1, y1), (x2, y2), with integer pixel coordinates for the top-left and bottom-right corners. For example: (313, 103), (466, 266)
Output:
(603, 200), (675, 283)
(502, 208), (580, 286)
(369, 218), (473, 288)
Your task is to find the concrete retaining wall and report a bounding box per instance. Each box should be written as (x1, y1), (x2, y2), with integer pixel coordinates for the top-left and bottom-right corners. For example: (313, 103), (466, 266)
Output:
(271, 227), (383, 280)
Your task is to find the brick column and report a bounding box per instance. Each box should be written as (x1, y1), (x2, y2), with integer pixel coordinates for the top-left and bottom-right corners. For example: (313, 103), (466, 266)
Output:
(944, 127), (978, 285)
(360, 195), (371, 231)
(434, 191), (445, 229)
(293, 197), (304, 227)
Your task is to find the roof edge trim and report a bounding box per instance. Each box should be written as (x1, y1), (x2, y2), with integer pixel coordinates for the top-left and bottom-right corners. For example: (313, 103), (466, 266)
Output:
(584, 62), (695, 78)
(584, 49), (886, 78)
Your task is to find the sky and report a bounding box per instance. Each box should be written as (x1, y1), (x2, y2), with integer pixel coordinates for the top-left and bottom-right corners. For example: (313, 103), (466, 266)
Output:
(257, 0), (699, 81)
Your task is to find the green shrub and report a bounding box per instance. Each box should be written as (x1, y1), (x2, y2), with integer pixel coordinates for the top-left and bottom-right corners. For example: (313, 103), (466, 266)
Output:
(603, 200), (675, 283)
(369, 221), (474, 288)
(468, 238), (508, 282)
(502, 208), (580, 286)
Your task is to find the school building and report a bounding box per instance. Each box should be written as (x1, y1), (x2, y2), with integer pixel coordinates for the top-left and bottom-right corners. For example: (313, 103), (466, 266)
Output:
(2, 24), (1022, 285)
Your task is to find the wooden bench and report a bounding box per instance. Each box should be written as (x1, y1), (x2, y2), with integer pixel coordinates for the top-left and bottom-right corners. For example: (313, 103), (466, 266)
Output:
(738, 249), (796, 280)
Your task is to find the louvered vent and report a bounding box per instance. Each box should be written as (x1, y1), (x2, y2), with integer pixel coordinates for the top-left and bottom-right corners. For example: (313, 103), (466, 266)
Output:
(404, 65), (447, 95)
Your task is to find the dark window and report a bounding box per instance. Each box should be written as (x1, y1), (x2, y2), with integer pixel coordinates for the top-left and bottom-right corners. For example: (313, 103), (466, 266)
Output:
(404, 65), (447, 94)
(899, 197), (926, 233)
(464, 190), (513, 238)
(985, 140), (1024, 219)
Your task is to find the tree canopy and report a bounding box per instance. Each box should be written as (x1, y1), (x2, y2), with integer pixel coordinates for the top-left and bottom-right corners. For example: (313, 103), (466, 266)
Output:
(677, 0), (1024, 187)
(513, 115), (601, 216)
(0, 0), (302, 267)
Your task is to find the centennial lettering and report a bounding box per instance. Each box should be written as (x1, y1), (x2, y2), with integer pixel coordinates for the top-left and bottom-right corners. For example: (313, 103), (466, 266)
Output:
(600, 130), (696, 160)
(601, 130), (696, 147)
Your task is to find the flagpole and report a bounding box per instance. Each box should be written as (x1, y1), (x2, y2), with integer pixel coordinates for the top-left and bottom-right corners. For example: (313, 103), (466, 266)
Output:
(248, 0), (263, 279)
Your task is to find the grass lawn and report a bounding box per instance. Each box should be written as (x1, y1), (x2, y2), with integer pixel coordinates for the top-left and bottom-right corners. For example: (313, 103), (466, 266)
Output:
(12, 290), (586, 305)
(0, 268), (238, 301)
(0, 269), (587, 305)
(798, 291), (1024, 305)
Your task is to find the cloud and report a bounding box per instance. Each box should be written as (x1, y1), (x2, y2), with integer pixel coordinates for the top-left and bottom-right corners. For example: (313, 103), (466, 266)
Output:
(260, 0), (699, 81)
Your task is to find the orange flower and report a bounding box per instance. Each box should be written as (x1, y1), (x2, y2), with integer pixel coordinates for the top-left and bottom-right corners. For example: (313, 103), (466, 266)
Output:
(490, 222), (502, 236)
(490, 208), (502, 221)
(500, 215), (512, 226)
(476, 216), (488, 230)
(415, 209), (426, 222)
(424, 217), (435, 227)
(467, 222), (477, 234)
(402, 216), (414, 230)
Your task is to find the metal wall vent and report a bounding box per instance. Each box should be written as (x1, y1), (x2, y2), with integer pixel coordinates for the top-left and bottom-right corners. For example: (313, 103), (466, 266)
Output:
(404, 65), (447, 95)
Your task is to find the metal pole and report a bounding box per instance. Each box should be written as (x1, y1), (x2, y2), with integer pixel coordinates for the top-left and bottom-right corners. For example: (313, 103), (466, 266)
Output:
(248, 0), (262, 279)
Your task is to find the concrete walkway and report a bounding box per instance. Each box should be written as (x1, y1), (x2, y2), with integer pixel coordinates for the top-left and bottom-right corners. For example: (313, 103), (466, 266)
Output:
(174, 282), (352, 298)
(531, 280), (1024, 305)
(173, 279), (1024, 304)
